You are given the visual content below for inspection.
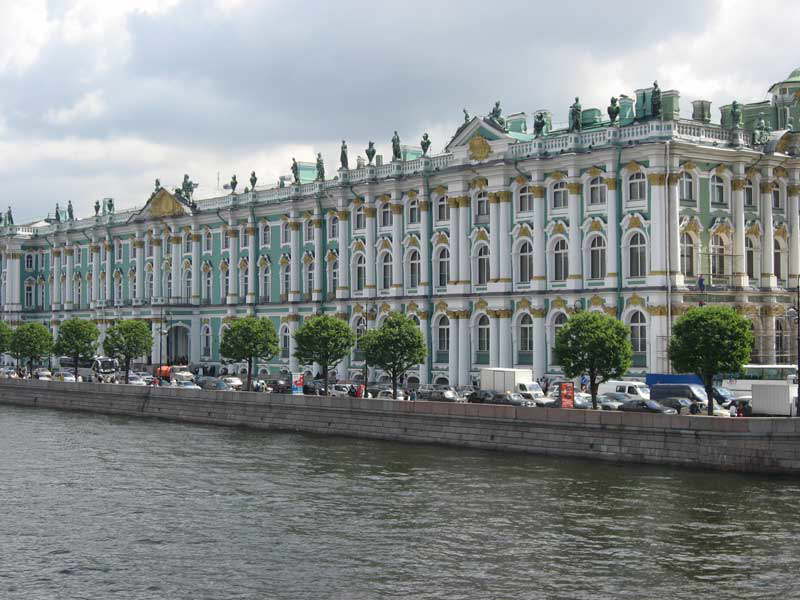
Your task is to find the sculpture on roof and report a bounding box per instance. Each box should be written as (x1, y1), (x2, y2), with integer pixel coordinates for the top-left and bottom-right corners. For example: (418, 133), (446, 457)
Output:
(391, 131), (401, 161)
(463, 108), (470, 123)
(421, 133), (431, 156)
(533, 112), (546, 137)
(250, 171), (257, 190)
(487, 101), (507, 131)
(340, 140), (349, 170)
(94, 200), (100, 216)
(278, 176), (285, 188)
(651, 81), (662, 118)
(730, 100), (742, 129)
(67, 200), (74, 221)
(55, 203), (61, 223)
(229, 174), (238, 194)
(753, 114), (772, 145)
(181, 174), (196, 200)
(366, 141), (376, 165)
(316, 152), (325, 181)
(107, 198), (114, 213)
(155, 178), (161, 192)
(6, 206), (12, 225)
(569, 97), (582, 132)
(291, 158), (300, 184)
(607, 97), (620, 125)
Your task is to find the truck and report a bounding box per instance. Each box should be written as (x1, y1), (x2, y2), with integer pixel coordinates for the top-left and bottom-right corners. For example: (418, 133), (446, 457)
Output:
(751, 382), (798, 416)
(479, 368), (545, 404)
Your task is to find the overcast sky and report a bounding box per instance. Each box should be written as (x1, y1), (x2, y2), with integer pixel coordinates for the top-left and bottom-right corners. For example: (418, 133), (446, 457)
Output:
(1, 0), (798, 223)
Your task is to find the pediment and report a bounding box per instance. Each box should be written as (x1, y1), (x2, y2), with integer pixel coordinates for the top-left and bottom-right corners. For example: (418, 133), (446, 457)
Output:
(143, 188), (191, 219)
(445, 117), (513, 153)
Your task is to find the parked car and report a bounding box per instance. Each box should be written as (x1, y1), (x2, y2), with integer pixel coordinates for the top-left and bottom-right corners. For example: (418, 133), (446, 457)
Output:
(34, 368), (52, 380)
(176, 380), (201, 390)
(650, 383), (708, 404)
(490, 392), (528, 406)
(597, 380), (650, 399)
(53, 371), (77, 383)
(599, 392), (629, 411)
(222, 376), (243, 390)
(126, 374), (147, 386)
(199, 377), (232, 391)
(573, 392), (593, 409)
(136, 371), (154, 385)
(329, 384), (351, 397)
(468, 389), (496, 403)
(714, 386), (738, 408)
(418, 388), (459, 402)
(619, 399), (677, 414)
(656, 397), (692, 414)
(264, 379), (291, 394)
(375, 389), (405, 400)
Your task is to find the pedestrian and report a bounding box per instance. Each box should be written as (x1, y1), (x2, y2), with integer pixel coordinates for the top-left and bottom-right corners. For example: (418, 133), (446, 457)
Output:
(410, 389), (417, 402)
(689, 399), (700, 415)
(737, 400), (745, 418)
(729, 401), (738, 417)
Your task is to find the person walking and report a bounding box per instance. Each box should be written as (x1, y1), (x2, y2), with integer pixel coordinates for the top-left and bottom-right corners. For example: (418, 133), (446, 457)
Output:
(689, 399), (700, 415)
(729, 401), (738, 417)
(410, 389), (417, 402)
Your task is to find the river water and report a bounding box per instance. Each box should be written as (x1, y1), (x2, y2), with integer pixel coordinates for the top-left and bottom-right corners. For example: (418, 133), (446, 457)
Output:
(1, 405), (799, 600)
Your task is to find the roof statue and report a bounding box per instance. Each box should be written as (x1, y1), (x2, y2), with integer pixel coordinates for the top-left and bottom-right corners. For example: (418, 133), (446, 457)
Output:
(487, 101), (507, 131)
(6, 206), (12, 225)
(730, 100), (742, 129)
(463, 108), (470, 123)
(291, 158), (300, 184)
(94, 199), (100, 216)
(181, 174), (196, 200)
(533, 112), (546, 137)
(278, 177), (285, 188)
(316, 153), (325, 181)
(107, 198), (114, 213)
(421, 133), (431, 156)
(754, 114), (772, 145)
(67, 200), (74, 221)
(250, 171), (257, 190)
(366, 141), (376, 165)
(55, 203), (61, 223)
(651, 81), (662, 118)
(569, 97), (582, 132)
(229, 174), (238, 194)
(340, 140), (348, 170)
(607, 97), (620, 125)
(391, 131), (401, 161)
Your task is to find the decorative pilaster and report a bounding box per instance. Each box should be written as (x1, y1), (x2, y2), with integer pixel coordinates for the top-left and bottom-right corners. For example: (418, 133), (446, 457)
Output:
(312, 215), (322, 301)
(418, 311), (430, 384)
(532, 182), (546, 291)
(761, 172), (776, 288)
(489, 191), (501, 281)
(531, 307), (546, 379)
(497, 191), (512, 288)
(104, 240), (113, 303)
(418, 193), (430, 295)
(170, 233), (181, 300)
(364, 197), (376, 297)
(448, 311), (459, 385)
(647, 172), (667, 284)
(52, 248), (62, 308)
(788, 175), (800, 288)
(288, 314), (299, 372)
(605, 174), (620, 285)
(152, 232), (163, 302)
(391, 193), (403, 294)
(228, 226), (240, 304)
(336, 208), (350, 299)
(489, 310), (500, 367)
(64, 245), (74, 309)
(567, 179), (583, 290)
(447, 196), (460, 289)
(457, 311), (470, 386)
(497, 308), (511, 367)
(134, 238), (145, 304)
(731, 168), (748, 287)
(246, 223), (257, 303)
(192, 229), (202, 304)
(457, 196), (470, 286)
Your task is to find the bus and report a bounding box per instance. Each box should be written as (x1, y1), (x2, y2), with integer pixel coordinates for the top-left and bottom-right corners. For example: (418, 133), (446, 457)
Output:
(720, 364), (798, 397)
(55, 356), (119, 383)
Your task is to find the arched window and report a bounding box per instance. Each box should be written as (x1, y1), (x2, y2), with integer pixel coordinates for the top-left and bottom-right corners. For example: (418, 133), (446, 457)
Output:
(354, 255), (365, 291)
(680, 233), (695, 277)
(477, 315), (490, 355)
(589, 236), (606, 279)
(518, 241), (533, 283)
(630, 311), (647, 362)
(518, 186), (533, 213)
(552, 181), (567, 209)
(437, 316), (450, 352)
(202, 326), (211, 357)
(774, 239), (784, 281)
(380, 203), (392, 227)
(476, 191), (489, 216)
(204, 230), (213, 252)
(260, 267), (270, 301)
(408, 250), (420, 288)
(437, 248), (450, 287)
(240, 228), (248, 249)
(380, 254), (392, 290)
(281, 222), (290, 244)
(114, 277), (122, 303)
(146, 272), (154, 298)
(305, 220), (314, 242)
(408, 199), (419, 224)
(280, 326), (290, 358)
(588, 177), (606, 205)
(281, 264), (290, 295)
(680, 172), (694, 202)
(710, 175), (726, 205)
(305, 262), (313, 294)
(183, 270), (192, 299)
(476, 245), (490, 284)
(553, 239), (568, 281)
(552, 312), (567, 364)
(165, 272), (172, 298)
(241, 266), (249, 297)
(222, 230), (230, 250)
(75, 277), (82, 306)
(437, 196), (449, 221)
(744, 179), (754, 207)
(354, 206), (365, 230)
(629, 172), (646, 201)
(329, 260), (339, 293)
(24, 281), (33, 307)
(222, 270), (229, 299)
(204, 270), (212, 302)
(745, 238), (755, 280)
(184, 234), (192, 253)
(519, 314), (533, 353)
(711, 234), (726, 276)
(772, 184), (782, 210)
(628, 232), (646, 278)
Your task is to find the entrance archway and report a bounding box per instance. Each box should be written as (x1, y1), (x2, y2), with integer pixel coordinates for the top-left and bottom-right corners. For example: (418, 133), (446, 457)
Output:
(166, 324), (190, 364)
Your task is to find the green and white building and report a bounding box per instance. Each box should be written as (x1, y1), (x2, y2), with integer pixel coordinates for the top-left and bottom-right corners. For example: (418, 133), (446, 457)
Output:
(2, 69), (800, 385)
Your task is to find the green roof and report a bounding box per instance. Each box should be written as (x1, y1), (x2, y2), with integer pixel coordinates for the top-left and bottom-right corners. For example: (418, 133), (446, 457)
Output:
(787, 67), (800, 82)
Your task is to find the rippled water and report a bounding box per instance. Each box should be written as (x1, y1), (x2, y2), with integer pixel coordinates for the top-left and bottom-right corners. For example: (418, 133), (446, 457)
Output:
(1, 405), (799, 599)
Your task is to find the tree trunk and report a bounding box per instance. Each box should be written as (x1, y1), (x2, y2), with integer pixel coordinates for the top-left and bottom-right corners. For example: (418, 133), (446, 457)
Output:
(322, 365), (328, 395)
(704, 374), (714, 417)
(125, 357), (130, 384)
(74, 356), (79, 382)
(392, 373), (398, 400)
(246, 357), (252, 392)
(590, 376), (598, 410)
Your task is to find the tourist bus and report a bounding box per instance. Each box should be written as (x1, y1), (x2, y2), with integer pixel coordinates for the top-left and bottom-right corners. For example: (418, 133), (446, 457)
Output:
(720, 364), (798, 396)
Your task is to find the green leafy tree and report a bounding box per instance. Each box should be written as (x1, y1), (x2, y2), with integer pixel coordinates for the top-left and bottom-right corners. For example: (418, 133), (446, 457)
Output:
(293, 314), (355, 394)
(361, 313), (427, 400)
(0, 321), (12, 357)
(669, 306), (753, 416)
(53, 318), (100, 380)
(10, 322), (54, 376)
(104, 320), (153, 384)
(554, 310), (633, 410)
(219, 317), (278, 391)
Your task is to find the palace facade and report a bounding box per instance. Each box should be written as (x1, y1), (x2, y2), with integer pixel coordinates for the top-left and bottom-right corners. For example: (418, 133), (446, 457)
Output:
(2, 69), (800, 385)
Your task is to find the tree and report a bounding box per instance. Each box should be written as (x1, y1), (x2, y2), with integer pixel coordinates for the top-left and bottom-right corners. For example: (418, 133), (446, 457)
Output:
(0, 321), (12, 358)
(104, 320), (153, 384)
(361, 313), (427, 400)
(554, 310), (633, 410)
(219, 317), (278, 391)
(9, 322), (54, 376)
(293, 314), (355, 395)
(53, 318), (100, 380)
(669, 306), (753, 416)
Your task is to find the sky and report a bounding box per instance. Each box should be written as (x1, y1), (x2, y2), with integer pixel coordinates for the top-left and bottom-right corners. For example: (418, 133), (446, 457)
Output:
(1, 0), (798, 223)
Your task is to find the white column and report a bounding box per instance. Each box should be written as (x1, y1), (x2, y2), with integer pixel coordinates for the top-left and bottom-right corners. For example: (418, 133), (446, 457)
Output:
(648, 173), (667, 285)
(170, 232), (181, 300)
(418, 313), (430, 384)
(761, 173), (776, 288)
(65, 245), (74, 308)
(458, 313), (470, 386)
(532, 308), (546, 379)
(153, 233), (163, 301)
(489, 192), (500, 281)
(288, 317), (299, 372)
(364, 198), (376, 297)
(135, 237), (145, 304)
(605, 172), (619, 285)
(532, 182), (546, 291)
(788, 173), (800, 288)
(448, 312), (459, 385)
(104, 240), (113, 303)
(150, 321), (160, 364)
(731, 166), (748, 287)
(228, 225), (240, 304)
(458, 197), (470, 286)
(336, 208), (350, 299)
(489, 311), (500, 367)
(53, 248), (62, 307)
(498, 309), (511, 367)
(8, 251), (21, 309)
(91, 243), (100, 306)
(391, 193), (403, 294)
(190, 315), (201, 364)
(312, 214), (322, 301)
(666, 171), (682, 287)
(448, 197), (460, 288)
(567, 179), (582, 290)
(192, 228), (201, 304)
(498, 191), (512, 288)
(419, 193), (430, 294)
(288, 220), (300, 302)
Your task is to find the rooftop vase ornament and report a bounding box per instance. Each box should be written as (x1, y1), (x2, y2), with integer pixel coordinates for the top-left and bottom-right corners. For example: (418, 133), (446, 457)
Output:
(607, 97), (620, 125)
(488, 100), (507, 131)
(391, 131), (401, 161)
(94, 200), (100, 216)
(67, 200), (74, 221)
(533, 112), (546, 136)
(291, 158), (300, 184)
(340, 140), (348, 170)
(366, 141), (376, 165)
(569, 97), (582, 132)
(250, 170), (257, 190)
(278, 177), (285, 188)
(730, 100), (742, 129)
(316, 152), (325, 181)
(420, 133), (431, 156)
(651, 81), (662, 118)
(229, 174), (238, 194)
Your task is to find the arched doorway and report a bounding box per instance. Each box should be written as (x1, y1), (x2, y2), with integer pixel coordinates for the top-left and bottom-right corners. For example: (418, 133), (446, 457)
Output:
(166, 324), (190, 365)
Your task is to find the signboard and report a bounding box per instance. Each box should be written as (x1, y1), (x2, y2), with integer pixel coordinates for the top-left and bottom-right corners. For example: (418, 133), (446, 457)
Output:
(291, 372), (304, 395)
(560, 382), (575, 409)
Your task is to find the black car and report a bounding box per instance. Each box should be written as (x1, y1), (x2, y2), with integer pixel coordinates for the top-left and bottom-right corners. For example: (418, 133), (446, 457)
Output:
(619, 399), (677, 414)
(199, 377), (232, 391)
(657, 397), (692, 414)
(468, 390), (496, 404)
(264, 379), (291, 394)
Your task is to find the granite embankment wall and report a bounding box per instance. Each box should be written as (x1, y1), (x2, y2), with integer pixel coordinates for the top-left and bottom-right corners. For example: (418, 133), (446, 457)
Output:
(1, 379), (800, 473)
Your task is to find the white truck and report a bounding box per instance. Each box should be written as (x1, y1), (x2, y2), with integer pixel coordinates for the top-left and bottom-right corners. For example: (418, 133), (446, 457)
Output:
(479, 368), (545, 403)
(751, 382), (798, 416)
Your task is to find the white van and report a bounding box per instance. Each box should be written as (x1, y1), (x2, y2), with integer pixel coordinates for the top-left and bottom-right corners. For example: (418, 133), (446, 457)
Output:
(597, 380), (650, 399)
